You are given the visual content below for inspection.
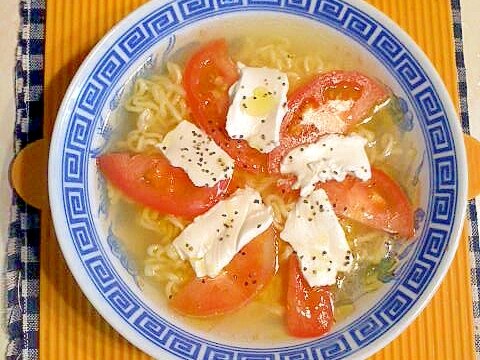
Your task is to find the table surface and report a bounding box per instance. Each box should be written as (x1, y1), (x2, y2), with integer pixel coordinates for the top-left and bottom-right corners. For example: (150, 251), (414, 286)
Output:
(1, 0), (480, 357)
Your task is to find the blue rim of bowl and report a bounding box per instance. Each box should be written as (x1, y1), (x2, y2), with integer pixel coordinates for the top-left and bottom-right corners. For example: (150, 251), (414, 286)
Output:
(49, 0), (467, 359)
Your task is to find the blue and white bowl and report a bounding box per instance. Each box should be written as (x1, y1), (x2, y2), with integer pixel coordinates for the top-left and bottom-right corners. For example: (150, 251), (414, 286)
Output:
(49, 0), (468, 358)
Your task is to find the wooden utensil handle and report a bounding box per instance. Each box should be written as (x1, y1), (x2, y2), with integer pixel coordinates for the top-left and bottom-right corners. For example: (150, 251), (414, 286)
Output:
(10, 139), (48, 209)
(464, 134), (480, 200)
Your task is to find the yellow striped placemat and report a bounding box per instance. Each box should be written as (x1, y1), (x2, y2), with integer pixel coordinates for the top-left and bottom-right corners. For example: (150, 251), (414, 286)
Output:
(40, 0), (474, 358)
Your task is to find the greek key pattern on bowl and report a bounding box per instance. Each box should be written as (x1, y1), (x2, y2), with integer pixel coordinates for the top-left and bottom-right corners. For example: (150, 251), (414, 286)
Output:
(58, 0), (460, 358)
(203, 346), (235, 360)
(311, 334), (352, 360)
(279, 349), (310, 360)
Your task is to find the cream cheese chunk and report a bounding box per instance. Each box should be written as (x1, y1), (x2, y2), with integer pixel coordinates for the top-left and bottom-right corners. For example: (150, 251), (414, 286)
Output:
(157, 120), (234, 187)
(280, 134), (371, 197)
(172, 188), (273, 278)
(226, 65), (289, 153)
(280, 188), (353, 287)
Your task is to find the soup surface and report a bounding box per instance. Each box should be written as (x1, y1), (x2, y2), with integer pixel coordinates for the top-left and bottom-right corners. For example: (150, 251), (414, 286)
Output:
(98, 19), (419, 343)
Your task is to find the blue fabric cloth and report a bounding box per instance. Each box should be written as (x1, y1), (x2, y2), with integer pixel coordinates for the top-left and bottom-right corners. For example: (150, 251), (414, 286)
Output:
(451, 0), (480, 357)
(4, 0), (478, 359)
(7, 0), (44, 359)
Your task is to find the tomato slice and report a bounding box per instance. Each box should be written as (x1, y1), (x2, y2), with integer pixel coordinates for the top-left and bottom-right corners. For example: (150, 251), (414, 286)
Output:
(286, 255), (334, 338)
(268, 70), (389, 173)
(171, 227), (277, 317)
(184, 39), (269, 173)
(319, 168), (414, 238)
(97, 153), (229, 220)
(225, 168), (300, 204)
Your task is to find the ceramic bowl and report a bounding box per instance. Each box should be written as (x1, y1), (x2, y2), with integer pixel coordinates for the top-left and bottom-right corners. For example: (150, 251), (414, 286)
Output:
(49, 0), (467, 358)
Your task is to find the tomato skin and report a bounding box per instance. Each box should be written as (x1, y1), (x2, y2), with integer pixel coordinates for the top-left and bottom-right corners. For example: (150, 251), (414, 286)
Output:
(183, 39), (269, 174)
(225, 169), (300, 205)
(97, 153), (229, 220)
(286, 255), (334, 338)
(183, 39), (238, 121)
(319, 168), (414, 238)
(269, 70), (389, 173)
(171, 227), (278, 317)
